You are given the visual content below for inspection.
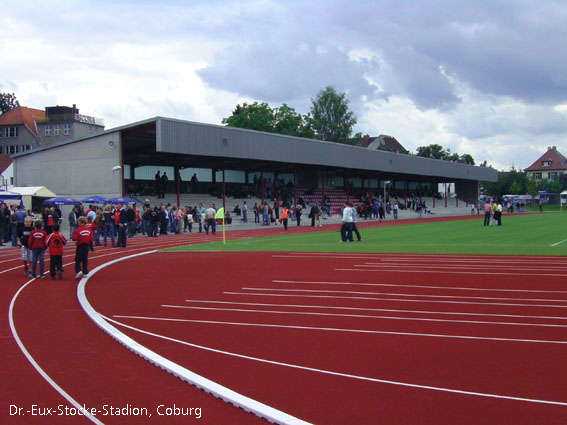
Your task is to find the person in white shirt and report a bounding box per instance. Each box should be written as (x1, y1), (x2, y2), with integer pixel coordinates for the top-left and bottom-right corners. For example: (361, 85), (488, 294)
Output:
(340, 202), (354, 242)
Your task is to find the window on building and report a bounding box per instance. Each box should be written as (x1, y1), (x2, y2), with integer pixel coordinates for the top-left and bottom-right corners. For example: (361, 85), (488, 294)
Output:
(534, 172), (542, 180)
(54, 124), (60, 136)
(8, 145), (16, 154)
(45, 125), (52, 136)
(542, 160), (551, 167)
(63, 124), (70, 135)
(549, 172), (558, 180)
(6, 127), (17, 138)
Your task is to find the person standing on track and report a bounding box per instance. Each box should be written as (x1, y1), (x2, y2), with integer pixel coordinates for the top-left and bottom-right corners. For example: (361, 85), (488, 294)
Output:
(73, 216), (93, 280)
(47, 223), (67, 280)
(29, 220), (48, 278)
(18, 216), (34, 277)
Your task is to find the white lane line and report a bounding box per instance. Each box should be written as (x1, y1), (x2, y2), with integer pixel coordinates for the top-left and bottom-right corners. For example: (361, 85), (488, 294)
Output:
(162, 304), (567, 328)
(357, 263), (567, 272)
(9, 279), (104, 425)
(242, 287), (567, 304)
(106, 316), (567, 407)
(113, 315), (567, 345)
(78, 252), (311, 425)
(224, 291), (567, 309)
(273, 254), (567, 265)
(335, 268), (567, 277)
(551, 239), (567, 247)
(185, 299), (567, 321)
(273, 279), (567, 294)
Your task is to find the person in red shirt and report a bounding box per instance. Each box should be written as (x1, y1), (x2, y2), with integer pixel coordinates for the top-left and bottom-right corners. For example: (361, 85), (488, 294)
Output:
(47, 223), (67, 280)
(72, 216), (94, 280)
(29, 220), (48, 278)
(85, 215), (97, 252)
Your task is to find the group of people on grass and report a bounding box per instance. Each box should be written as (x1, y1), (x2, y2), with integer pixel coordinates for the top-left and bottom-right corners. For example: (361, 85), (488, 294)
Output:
(483, 199), (503, 226)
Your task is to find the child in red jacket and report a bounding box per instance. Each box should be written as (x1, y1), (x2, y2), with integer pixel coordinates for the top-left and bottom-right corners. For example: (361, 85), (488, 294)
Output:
(85, 215), (97, 252)
(47, 223), (67, 280)
(72, 216), (94, 280)
(29, 220), (48, 278)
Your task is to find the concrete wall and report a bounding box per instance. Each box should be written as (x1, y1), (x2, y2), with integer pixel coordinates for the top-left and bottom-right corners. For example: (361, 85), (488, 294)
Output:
(14, 131), (122, 198)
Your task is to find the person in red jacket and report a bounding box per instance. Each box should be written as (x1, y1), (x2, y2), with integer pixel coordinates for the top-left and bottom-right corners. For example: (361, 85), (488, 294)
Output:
(47, 223), (67, 280)
(72, 216), (94, 280)
(29, 220), (48, 278)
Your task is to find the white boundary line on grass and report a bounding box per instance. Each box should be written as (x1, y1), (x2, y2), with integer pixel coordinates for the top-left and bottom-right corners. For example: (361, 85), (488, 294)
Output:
(551, 239), (567, 247)
(76, 250), (311, 425)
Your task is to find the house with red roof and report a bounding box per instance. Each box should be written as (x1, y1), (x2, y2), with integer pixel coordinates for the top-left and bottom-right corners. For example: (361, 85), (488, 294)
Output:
(524, 146), (567, 181)
(359, 134), (408, 153)
(0, 154), (13, 190)
(0, 106), (45, 155)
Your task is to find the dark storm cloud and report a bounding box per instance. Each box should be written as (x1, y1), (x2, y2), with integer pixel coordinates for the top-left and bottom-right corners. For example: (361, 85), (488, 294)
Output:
(198, 0), (567, 111)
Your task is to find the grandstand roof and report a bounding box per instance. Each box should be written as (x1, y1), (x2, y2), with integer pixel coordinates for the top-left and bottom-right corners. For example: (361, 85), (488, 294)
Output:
(13, 116), (498, 183)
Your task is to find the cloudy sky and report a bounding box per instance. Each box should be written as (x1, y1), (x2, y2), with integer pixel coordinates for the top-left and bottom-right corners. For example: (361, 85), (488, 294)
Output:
(1, 0), (566, 170)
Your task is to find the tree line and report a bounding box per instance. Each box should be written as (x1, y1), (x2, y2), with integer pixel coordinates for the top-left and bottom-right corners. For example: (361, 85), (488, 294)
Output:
(222, 86), (476, 164)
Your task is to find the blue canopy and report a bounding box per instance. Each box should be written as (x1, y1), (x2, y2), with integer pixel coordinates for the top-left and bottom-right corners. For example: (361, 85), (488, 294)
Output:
(0, 190), (22, 202)
(106, 197), (136, 205)
(43, 196), (81, 206)
(80, 195), (109, 204)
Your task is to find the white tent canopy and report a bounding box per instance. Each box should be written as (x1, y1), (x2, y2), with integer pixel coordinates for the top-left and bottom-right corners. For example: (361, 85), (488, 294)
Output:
(11, 186), (57, 210)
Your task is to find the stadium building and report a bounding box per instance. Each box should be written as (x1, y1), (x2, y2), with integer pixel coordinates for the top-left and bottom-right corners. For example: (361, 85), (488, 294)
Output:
(11, 116), (497, 210)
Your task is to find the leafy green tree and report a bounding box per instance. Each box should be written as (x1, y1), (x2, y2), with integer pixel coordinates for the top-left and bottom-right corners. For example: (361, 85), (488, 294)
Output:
(222, 102), (275, 132)
(222, 101), (316, 139)
(273, 104), (315, 139)
(0, 92), (19, 114)
(509, 181), (523, 194)
(527, 176), (539, 197)
(459, 153), (475, 165)
(310, 85), (357, 143)
(416, 144), (449, 160)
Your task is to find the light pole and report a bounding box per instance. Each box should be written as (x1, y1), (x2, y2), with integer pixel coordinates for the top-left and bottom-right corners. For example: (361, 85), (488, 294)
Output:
(112, 165), (122, 197)
(384, 180), (391, 217)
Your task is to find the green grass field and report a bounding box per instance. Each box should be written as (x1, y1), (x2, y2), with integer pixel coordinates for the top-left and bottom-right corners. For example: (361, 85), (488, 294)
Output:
(168, 213), (567, 256)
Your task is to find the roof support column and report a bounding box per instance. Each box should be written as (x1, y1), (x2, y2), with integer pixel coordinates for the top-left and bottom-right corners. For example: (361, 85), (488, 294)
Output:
(175, 163), (181, 208)
(261, 171), (264, 204)
(293, 171), (297, 208)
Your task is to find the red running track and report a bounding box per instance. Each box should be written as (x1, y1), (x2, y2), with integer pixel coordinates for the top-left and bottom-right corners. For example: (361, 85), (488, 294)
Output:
(2, 219), (567, 424)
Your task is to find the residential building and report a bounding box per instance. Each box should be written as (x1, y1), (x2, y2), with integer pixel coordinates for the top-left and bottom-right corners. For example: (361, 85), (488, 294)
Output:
(0, 106), (45, 155)
(0, 104), (104, 155)
(0, 154), (13, 190)
(524, 146), (567, 181)
(360, 134), (407, 153)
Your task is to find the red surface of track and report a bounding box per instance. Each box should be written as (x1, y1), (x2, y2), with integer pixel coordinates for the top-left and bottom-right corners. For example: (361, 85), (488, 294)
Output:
(2, 218), (567, 424)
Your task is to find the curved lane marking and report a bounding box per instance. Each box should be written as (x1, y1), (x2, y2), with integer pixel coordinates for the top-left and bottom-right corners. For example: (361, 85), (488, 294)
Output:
(77, 251), (312, 425)
(9, 278), (105, 425)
